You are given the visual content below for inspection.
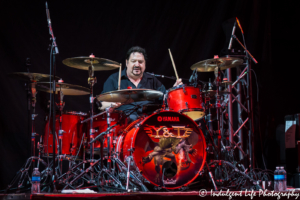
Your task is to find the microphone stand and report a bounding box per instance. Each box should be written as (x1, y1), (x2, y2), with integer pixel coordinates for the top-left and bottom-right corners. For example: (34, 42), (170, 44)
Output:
(46, 2), (59, 192)
(146, 72), (207, 84)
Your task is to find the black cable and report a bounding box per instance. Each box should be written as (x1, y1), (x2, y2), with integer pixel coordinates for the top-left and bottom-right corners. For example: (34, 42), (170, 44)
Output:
(251, 68), (266, 170)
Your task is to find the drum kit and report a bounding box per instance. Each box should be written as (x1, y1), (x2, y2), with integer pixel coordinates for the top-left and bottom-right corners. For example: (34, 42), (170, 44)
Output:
(7, 55), (247, 192)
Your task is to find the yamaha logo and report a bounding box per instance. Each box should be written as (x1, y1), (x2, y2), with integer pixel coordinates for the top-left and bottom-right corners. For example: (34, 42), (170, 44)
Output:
(157, 116), (180, 122)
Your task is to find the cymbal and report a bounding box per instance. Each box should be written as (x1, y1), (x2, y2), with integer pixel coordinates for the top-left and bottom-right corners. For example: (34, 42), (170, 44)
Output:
(37, 82), (90, 95)
(97, 89), (163, 103)
(62, 57), (120, 71)
(8, 72), (60, 82)
(190, 57), (243, 72)
(203, 89), (231, 97)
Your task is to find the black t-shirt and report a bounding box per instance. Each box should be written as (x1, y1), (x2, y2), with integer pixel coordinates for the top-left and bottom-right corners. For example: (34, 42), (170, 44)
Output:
(100, 67), (166, 118)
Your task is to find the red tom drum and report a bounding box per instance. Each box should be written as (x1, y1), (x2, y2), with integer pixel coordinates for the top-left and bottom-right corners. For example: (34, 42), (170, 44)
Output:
(90, 110), (128, 154)
(167, 85), (205, 121)
(43, 111), (87, 157)
(116, 110), (206, 189)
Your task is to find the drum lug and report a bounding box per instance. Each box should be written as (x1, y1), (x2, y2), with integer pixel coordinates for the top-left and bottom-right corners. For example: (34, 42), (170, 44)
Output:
(127, 148), (135, 153)
(183, 85), (186, 94)
(185, 102), (189, 109)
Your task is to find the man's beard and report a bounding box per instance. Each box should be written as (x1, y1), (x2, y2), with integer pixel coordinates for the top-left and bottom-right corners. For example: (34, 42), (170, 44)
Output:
(132, 66), (142, 76)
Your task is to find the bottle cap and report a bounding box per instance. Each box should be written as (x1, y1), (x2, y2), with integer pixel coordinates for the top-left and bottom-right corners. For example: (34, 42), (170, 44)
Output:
(34, 168), (38, 170)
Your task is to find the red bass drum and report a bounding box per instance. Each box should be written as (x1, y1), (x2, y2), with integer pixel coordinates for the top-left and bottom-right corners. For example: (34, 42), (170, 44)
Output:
(116, 110), (206, 189)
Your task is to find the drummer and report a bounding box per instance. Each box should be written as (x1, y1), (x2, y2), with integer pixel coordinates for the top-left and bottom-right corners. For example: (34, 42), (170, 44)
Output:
(98, 46), (182, 121)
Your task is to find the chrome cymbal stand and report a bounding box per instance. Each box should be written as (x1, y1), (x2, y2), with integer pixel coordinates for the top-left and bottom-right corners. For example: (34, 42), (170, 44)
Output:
(56, 83), (65, 176)
(30, 82), (38, 160)
(87, 54), (97, 179)
(56, 83), (65, 155)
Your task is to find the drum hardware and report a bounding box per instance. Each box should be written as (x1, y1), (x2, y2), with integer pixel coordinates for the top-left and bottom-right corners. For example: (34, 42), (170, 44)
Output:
(96, 89), (164, 103)
(5, 156), (49, 193)
(62, 55), (121, 164)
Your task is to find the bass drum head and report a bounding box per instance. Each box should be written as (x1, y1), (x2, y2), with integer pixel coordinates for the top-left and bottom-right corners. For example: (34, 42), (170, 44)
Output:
(120, 110), (206, 189)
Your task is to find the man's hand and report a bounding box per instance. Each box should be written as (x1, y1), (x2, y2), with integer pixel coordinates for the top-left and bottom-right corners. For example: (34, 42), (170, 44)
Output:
(173, 78), (183, 87)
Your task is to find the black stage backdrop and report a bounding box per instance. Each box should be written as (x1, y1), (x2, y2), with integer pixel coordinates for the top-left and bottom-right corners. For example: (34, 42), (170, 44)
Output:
(0, 0), (298, 190)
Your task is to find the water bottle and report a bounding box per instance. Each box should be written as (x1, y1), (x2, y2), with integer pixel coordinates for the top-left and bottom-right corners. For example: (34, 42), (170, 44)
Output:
(280, 166), (287, 191)
(274, 166), (279, 191)
(278, 167), (284, 191)
(31, 168), (40, 194)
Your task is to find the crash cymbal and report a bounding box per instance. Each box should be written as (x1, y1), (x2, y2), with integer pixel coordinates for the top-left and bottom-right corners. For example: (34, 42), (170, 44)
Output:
(62, 56), (120, 71)
(190, 57), (243, 72)
(220, 80), (233, 87)
(203, 89), (231, 97)
(8, 72), (60, 82)
(37, 82), (90, 95)
(97, 89), (163, 103)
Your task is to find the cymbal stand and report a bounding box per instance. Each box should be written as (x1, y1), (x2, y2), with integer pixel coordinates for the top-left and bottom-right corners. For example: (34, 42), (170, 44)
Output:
(206, 79), (214, 134)
(5, 156), (48, 193)
(105, 106), (113, 172)
(87, 55), (97, 178)
(30, 82), (38, 160)
(56, 85), (65, 155)
(56, 86), (65, 176)
(214, 66), (222, 160)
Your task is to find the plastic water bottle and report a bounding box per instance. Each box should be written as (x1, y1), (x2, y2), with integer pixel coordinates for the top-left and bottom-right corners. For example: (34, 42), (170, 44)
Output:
(280, 166), (287, 191)
(274, 167), (279, 191)
(278, 167), (284, 191)
(31, 168), (40, 194)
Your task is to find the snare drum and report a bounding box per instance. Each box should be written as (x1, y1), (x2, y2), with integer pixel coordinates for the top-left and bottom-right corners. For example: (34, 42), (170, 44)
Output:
(115, 110), (206, 189)
(43, 111), (87, 157)
(167, 84), (205, 121)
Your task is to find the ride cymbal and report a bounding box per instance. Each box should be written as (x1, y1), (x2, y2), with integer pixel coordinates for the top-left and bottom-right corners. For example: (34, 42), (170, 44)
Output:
(8, 72), (60, 82)
(97, 89), (163, 103)
(190, 57), (243, 72)
(62, 56), (120, 71)
(37, 82), (90, 95)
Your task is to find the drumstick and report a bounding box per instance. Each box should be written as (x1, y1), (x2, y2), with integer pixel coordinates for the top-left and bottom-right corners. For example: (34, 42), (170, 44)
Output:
(118, 63), (122, 90)
(168, 48), (179, 80)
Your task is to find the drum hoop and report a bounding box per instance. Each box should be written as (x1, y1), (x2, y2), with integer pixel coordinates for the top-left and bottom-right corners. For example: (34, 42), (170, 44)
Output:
(64, 111), (87, 116)
(180, 108), (205, 113)
(167, 84), (199, 93)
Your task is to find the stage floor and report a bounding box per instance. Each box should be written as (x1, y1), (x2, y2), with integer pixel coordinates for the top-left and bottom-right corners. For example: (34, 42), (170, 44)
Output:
(2, 190), (300, 200)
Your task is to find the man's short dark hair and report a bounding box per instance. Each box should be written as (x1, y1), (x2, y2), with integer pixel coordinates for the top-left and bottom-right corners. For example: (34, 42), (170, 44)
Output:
(126, 46), (148, 61)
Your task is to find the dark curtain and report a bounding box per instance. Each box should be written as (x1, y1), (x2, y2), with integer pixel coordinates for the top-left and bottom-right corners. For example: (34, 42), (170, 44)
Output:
(0, 0), (295, 189)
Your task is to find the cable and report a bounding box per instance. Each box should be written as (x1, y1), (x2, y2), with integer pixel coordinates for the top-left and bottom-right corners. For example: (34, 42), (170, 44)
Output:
(251, 68), (266, 170)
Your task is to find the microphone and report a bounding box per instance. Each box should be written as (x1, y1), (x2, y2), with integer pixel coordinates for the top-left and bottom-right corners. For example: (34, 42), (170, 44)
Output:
(236, 17), (244, 34)
(228, 19), (237, 50)
(146, 72), (165, 78)
(45, 2), (51, 32)
(45, 2), (59, 54)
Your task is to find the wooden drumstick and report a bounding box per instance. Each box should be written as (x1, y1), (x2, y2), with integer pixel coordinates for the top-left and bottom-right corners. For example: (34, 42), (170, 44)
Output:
(118, 63), (122, 90)
(168, 48), (179, 80)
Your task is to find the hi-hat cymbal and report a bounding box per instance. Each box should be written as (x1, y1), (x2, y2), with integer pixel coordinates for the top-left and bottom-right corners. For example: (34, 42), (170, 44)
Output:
(62, 57), (120, 71)
(8, 72), (60, 82)
(97, 89), (163, 103)
(203, 89), (231, 97)
(37, 82), (90, 95)
(191, 57), (243, 72)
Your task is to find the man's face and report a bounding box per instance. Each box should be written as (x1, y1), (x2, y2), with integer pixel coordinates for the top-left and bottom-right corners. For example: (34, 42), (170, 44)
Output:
(126, 52), (146, 77)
